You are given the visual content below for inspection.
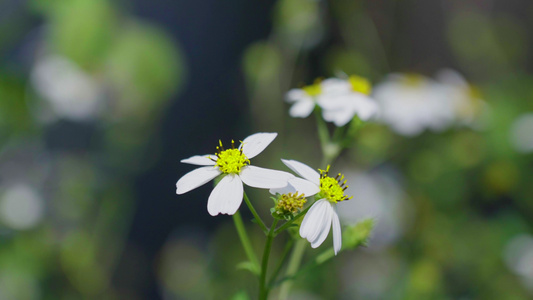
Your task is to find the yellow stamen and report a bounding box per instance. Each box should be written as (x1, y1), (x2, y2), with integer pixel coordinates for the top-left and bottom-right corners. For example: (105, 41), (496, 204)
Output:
(215, 140), (250, 174)
(276, 192), (306, 214)
(349, 75), (372, 95)
(318, 165), (352, 203)
(302, 79), (322, 97)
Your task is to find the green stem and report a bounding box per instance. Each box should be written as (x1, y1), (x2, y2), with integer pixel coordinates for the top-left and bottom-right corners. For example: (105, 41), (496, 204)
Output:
(278, 239), (307, 300)
(275, 246), (337, 285)
(243, 191), (268, 234)
(259, 219), (279, 300)
(315, 109), (330, 149)
(268, 238), (294, 288)
(232, 211), (260, 274)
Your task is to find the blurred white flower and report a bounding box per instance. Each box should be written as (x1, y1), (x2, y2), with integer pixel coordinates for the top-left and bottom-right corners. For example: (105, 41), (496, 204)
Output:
(504, 234), (533, 278)
(176, 133), (293, 216)
(318, 76), (379, 126)
(509, 113), (533, 153)
(0, 184), (44, 230)
(373, 70), (483, 136)
(278, 160), (351, 255)
(286, 75), (379, 127)
(31, 55), (103, 121)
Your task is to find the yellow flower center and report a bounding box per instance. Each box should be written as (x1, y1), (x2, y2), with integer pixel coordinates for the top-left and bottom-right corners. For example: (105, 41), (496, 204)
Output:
(349, 75), (372, 95)
(318, 165), (352, 203)
(276, 192), (307, 215)
(214, 140), (250, 174)
(302, 81), (322, 97)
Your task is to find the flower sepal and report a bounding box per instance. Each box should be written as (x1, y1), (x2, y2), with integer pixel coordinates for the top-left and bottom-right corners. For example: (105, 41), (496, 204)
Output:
(342, 218), (374, 251)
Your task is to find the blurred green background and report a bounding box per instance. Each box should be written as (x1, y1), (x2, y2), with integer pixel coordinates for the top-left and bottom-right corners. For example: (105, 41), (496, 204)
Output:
(1, 0), (533, 299)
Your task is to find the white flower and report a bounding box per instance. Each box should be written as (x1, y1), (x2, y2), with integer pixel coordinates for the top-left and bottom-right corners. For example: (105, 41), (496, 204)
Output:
(285, 75), (379, 127)
(373, 71), (484, 136)
(277, 159), (352, 255)
(176, 133), (293, 216)
(317, 76), (379, 127)
(373, 73), (455, 136)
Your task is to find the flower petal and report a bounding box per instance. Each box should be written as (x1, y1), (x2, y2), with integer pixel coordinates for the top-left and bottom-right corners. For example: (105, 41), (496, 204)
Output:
(269, 183), (297, 195)
(309, 202), (332, 248)
(240, 166), (294, 189)
(289, 99), (315, 118)
(322, 107), (355, 127)
(180, 154), (217, 166)
(285, 89), (307, 103)
(176, 166), (221, 194)
(207, 174), (243, 216)
(240, 132), (277, 159)
(281, 159), (320, 185)
(331, 205), (342, 255)
(352, 97), (379, 121)
(300, 199), (329, 244)
(288, 177), (320, 197)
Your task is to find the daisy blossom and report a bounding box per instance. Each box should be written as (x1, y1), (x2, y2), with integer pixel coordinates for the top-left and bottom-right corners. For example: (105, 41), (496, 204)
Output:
(285, 81), (322, 118)
(373, 73), (455, 136)
(285, 76), (379, 127)
(317, 75), (380, 127)
(176, 133), (293, 216)
(278, 159), (352, 255)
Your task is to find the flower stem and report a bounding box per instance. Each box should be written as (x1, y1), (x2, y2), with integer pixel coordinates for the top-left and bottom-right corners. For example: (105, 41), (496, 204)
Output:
(278, 239), (306, 300)
(259, 219), (279, 300)
(233, 211), (260, 274)
(268, 238), (294, 287)
(243, 191), (268, 234)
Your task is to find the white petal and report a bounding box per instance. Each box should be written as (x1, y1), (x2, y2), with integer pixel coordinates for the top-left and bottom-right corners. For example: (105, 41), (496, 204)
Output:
(300, 199), (328, 240)
(331, 205), (342, 255)
(320, 78), (351, 95)
(281, 159), (320, 185)
(285, 89), (307, 103)
(288, 177), (320, 197)
(240, 132), (277, 159)
(317, 95), (352, 110)
(239, 166), (294, 189)
(176, 166), (221, 194)
(353, 97), (379, 121)
(269, 183), (297, 195)
(322, 108), (355, 127)
(207, 174), (243, 216)
(180, 154), (216, 166)
(309, 202), (332, 248)
(289, 99), (315, 118)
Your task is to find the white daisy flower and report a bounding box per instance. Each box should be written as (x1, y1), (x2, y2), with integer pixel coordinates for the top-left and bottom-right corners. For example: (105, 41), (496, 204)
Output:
(285, 81), (322, 118)
(285, 75), (379, 127)
(317, 76), (379, 127)
(373, 73), (455, 136)
(278, 159), (352, 255)
(176, 133), (294, 216)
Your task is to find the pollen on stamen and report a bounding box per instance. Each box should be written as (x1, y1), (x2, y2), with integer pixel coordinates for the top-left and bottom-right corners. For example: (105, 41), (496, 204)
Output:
(317, 165), (352, 203)
(275, 192), (306, 215)
(214, 139), (250, 174)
